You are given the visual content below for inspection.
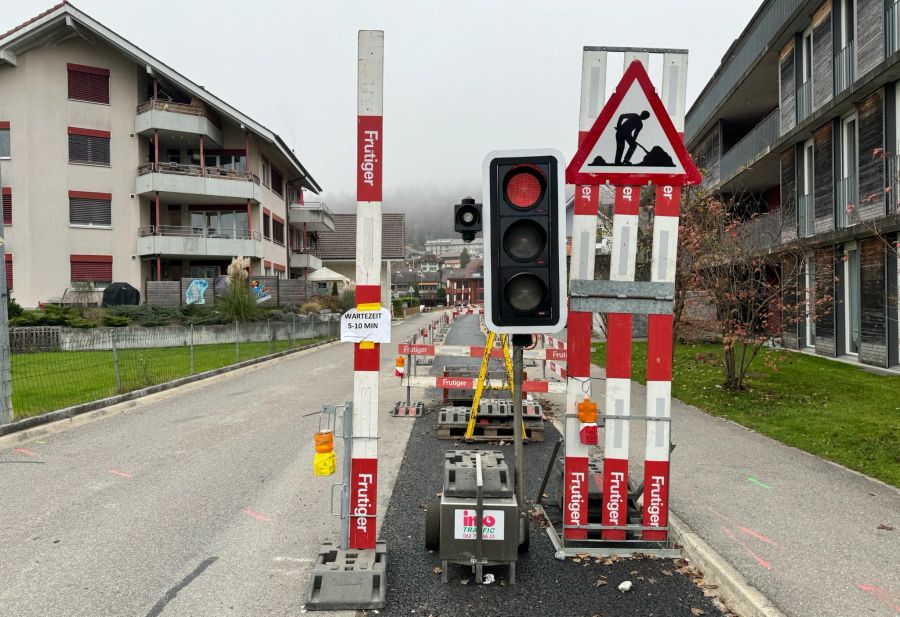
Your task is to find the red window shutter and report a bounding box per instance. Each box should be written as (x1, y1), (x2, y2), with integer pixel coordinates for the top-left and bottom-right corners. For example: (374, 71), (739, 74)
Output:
(67, 64), (110, 104)
(4, 254), (11, 291)
(70, 254), (113, 281)
(1, 188), (10, 226)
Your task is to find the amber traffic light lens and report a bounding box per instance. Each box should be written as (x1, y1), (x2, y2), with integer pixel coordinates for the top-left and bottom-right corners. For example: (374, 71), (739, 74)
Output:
(503, 219), (546, 261)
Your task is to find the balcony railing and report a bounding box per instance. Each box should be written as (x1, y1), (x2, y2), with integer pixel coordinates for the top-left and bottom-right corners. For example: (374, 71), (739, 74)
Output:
(886, 155), (900, 215)
(834, 41), (857, 95)
(291, 245), (320, 256)
(139, 225), (261, 241)
(138, 162), (260, 184)
(136, 98), (222, 129)
(888, 1), (900, 56)
(289, 201), (334, 218)
(836, 175), (858, 228)
(719, 109), (779, 183)
(796, 80), (813, 123)
(798, 193), (815, 238)
(735, 209), (783, 254)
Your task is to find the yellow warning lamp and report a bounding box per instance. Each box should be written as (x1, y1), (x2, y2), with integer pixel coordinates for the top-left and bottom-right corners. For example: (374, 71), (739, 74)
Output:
(313, 430), (336, 476)
(577, 396), (598, 424)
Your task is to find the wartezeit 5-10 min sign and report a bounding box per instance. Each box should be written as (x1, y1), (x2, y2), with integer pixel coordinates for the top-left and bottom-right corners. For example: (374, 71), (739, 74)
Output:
(341, 308), (392, 344)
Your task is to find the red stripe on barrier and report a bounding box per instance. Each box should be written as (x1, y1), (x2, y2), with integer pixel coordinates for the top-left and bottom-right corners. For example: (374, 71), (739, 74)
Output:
(642, 459), (669, 540)
(435, 376), (474, 390)
(567, 311), (591, 377)
(357, 116), (383, 202)
(564, 456), (589, 539)
(605, 314), (632, 378)
(601, 457), (628, 540)
(398, 344), (435, 355)
(646, 314), (674, 381)
(355, 284), (381, 305)
(469, 346), (505, 359)
(614, 186), (639, 216)
(522, 381), (550, 393)
(349, 457), (378, 549)
(546, 349), (567, 361)
(655, 185), (681, 217)
(354, 344), (380, 371)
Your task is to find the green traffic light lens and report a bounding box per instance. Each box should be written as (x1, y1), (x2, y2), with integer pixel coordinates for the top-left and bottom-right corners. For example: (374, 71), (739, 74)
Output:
(503, 219), (546, 261)
(505, 273), (547, 313)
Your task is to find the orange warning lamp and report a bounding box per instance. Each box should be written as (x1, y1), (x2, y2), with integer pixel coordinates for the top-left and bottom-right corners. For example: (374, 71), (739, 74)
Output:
(395, 356), (405, 368)
(577, 396), (598, 424)
(313, 430), (336, 476)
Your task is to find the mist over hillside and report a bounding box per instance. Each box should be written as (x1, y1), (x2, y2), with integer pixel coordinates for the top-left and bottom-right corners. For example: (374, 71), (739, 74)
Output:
(320, 183), (480, 248)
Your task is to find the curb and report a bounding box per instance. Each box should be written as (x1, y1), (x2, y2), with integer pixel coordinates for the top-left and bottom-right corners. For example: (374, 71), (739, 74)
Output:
(669, 511), (787, 617)
(0, 338), (342, 444)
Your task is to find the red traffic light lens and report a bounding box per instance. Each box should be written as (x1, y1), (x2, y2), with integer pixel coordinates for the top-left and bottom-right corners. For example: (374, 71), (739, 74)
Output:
(504, 167), (544, 209)
(505, 273), (547, 313)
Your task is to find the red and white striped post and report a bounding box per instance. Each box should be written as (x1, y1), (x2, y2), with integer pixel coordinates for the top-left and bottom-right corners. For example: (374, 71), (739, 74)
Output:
(563, 48), (606, 540)
(349, 30), (384, 551)
(642, 185), (679, 540)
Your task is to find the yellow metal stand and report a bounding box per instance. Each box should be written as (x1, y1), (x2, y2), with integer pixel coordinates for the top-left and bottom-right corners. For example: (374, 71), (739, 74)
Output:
(464, 331), (527, 441)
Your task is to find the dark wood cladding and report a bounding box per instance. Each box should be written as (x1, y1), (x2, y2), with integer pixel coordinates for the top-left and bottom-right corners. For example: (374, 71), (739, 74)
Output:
(856, 0), (884, 77)
(815, 246), (836, 356)
(694, 125), (720, 186)
(814, 123), (834, 233)
(857, 92), (885, 221)
(812, 6), (833, 111)
(782, 253), (801, 349)
(780, 44), (797, 134)
(859, 237), (887, 366)
(781, 147), (798, 243)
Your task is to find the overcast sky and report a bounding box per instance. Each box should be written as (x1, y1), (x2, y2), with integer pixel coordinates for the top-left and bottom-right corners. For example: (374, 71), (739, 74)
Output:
(9, 1), (760, 197)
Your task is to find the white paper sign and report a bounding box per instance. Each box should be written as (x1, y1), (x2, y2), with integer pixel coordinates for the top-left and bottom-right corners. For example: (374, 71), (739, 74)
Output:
(453, 508), (505, 540)
(340, 308), (392, 343)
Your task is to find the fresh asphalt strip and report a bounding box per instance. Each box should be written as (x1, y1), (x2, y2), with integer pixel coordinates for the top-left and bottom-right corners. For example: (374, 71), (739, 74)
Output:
(370, 416), (726, 617)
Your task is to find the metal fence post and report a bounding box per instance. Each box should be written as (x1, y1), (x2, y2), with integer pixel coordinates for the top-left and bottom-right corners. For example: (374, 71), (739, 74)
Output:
(189, 323), (195, 375)
(235, 321), (239, 362)
(267, 318), (272, 355)
(291, 314), (296, 348)
(111, 330), (121, 393)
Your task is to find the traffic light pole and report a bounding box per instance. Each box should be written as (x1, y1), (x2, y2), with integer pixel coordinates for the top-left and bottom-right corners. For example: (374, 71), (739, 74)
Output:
(510, 334), (531, 511)
(0, 160), (12, 425)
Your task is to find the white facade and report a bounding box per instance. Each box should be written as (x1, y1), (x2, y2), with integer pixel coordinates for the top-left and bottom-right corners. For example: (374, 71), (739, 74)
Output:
(0, 5), (322, 307)
(424, 237), (483, 258)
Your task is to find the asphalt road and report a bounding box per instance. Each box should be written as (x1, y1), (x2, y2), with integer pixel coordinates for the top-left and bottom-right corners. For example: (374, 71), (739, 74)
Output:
(0, 312), (436, 617)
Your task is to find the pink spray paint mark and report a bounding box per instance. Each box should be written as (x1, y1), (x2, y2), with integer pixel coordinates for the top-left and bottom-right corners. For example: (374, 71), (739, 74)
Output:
(13, 447), (36, 457)
(721, 525), (771, 570)
(739, 526), (777, 546)
(108, 469), (133, 479)
(241, 508), (272, 523)
(856, 583), (900, 612)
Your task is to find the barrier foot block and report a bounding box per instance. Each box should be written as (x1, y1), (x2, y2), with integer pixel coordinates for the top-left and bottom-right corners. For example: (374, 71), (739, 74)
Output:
(306, 541), (387, 611)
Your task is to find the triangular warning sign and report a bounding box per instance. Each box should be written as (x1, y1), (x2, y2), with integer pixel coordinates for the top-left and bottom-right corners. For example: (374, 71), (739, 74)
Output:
(566, 61), (701, 187)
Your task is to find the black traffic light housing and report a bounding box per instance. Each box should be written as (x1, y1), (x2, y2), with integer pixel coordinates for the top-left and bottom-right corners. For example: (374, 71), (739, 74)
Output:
(454, 197), (482, 242)
(482, 149), (567, 334)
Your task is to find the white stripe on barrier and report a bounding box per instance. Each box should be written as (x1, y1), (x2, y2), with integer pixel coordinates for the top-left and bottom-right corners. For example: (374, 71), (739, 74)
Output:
(402, 375), (566, 394)
(644, 380), (671, 461)
(397, 343), (566, 361)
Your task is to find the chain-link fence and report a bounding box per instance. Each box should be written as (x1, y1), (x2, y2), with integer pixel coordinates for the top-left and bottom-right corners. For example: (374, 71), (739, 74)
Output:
(9, 315), (339, 421)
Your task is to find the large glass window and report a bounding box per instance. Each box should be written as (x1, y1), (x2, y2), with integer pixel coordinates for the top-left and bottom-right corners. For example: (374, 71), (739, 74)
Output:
(204, 153), (246, 171)
(804, 254), (816, 347)
(845, 243), (860, 354)
(0, 125), (9, 158)
(189, 210), (249, 238)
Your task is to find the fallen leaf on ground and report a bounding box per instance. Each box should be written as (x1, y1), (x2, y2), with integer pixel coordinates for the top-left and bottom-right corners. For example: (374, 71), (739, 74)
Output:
(661, 569), (673, 576)
(877, 523), (894, 531)
(432, 566), (442, 574)
(593, 579), (608, 587)
(460, 579), (469, 586)
(691, 609), (705, 616)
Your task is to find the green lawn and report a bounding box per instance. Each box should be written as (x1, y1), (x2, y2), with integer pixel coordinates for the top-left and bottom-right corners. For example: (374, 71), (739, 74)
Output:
(591, 342), (900, 487)
(12, 337), (332, 420)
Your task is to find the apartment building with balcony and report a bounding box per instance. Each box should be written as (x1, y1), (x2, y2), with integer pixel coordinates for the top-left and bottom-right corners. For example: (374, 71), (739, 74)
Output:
(688, 0), (900, 369)
(0, 3), (329, 307)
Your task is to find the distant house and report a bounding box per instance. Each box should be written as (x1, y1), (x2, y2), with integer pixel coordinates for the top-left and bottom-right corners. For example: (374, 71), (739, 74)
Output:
(441, 251), (463, 269)
(445, 259), (483, 305)
(317, 213), (406, 308)
(392, 269), (443, 306)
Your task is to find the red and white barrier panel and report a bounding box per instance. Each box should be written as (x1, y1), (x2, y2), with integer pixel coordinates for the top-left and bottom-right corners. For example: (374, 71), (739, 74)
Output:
(541, 334), (567, 351)
(397, 343), (566, 361)
(451, 306), (483, 316)
(547, 360), (568, 379)
(349, 30), (383, 551)
(402, 375), (566, 394)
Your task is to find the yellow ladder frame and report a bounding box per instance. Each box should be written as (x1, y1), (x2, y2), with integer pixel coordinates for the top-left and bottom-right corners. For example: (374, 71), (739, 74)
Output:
(464, 332), (527, 440)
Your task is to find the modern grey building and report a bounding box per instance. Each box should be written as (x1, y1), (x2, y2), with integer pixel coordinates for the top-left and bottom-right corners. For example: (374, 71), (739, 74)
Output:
(687, 0), (900, 369)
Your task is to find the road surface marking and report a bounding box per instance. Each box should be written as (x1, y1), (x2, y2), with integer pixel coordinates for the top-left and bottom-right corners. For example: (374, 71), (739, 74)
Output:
(739, 526), (777, 546)
(241, 508), (272, 522)
(747, 477), (771, 489)
(856, 583), (900, 612)
(108, 469), (133, 479)
(13, 447), (36, 457)
(721, 525), (771, 570)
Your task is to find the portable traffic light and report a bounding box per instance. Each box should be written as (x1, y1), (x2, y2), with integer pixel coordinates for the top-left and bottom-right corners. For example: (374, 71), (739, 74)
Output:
(454, 197), (482, 242)
(482, 149), (567, 334)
